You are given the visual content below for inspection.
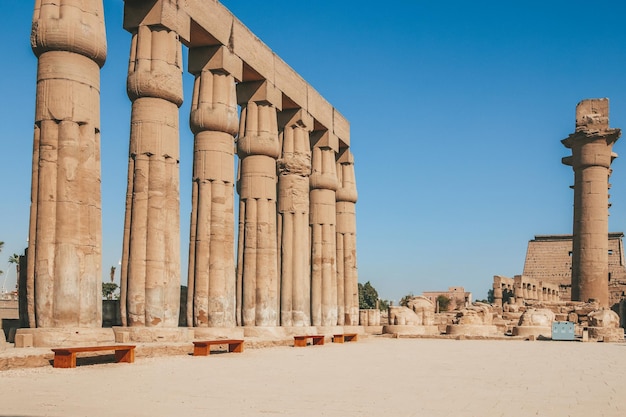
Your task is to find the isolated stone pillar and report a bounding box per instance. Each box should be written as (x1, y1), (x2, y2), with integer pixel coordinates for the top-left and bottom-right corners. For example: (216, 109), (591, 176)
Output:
(120, 25), (183, 327)
(27, 0), (106, 328)
(562, 99), (621, 307)
(186, 46), (241, 328)
(310, 133), (339, 326)
(336, 150), (359, 326)
(277, 109), (313, 327)
(236, 81), (281, 327)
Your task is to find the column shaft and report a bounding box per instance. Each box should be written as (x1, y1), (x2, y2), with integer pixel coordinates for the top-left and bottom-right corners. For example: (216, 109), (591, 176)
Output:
(278, 110), (312, 326)
(121, 25), (182, 327)
(187, 47), (240, 328)
(236, 82), (281, 326)
(29, 0), (106, 328)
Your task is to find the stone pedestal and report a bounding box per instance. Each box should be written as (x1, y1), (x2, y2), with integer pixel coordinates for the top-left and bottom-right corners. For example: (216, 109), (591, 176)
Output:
(191, 327), (244, 340)
(14, 328), (115, 348)
(445, 324), (499, 337)
(382, 325), (440, 336)
(511, 326), (552, 339)
(112, 327), (191, 343)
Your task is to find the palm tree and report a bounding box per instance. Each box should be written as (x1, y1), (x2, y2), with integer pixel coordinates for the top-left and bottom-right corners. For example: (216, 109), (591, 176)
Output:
(9, 253), (20, 285)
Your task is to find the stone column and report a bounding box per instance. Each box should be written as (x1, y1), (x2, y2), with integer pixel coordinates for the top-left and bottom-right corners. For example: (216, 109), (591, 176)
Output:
(27, 0), (106, 328)
(277, 109), (313, 327)
(310, 133), (339, 326)
(236, 81), (281, 327)
(186, 46), (242, 328)
(120, 25), (182, 327)
(562, 99), (621, 307)
(336, 150), (359, 326)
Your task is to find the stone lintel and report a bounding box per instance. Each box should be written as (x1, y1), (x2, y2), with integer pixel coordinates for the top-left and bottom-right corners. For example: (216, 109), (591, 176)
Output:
(278, 109), (313, 131)
(334, 109), (350, 149)
(311, 130), (339, 152)
(130, 0), (348, 150)
(188, 45), (243, 80)
(237, 80), (282, 110)
(123, 0), (191, 42)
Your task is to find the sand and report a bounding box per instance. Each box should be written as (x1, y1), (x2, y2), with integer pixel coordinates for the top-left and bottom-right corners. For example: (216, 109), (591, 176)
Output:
(1, 337), (625, 417)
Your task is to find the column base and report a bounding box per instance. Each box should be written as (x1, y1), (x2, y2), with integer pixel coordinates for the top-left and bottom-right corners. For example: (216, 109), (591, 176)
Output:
(445, 324), (500, 337)
(382, 325), (440, 336)
(14, 328), (115, 348)
(191, 327), (244, 340)
(512, 325), (552, 339)
(112, 326), (192, 343)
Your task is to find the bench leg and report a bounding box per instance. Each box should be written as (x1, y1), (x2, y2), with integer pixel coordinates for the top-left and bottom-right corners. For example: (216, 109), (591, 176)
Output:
(333, 335), (345, 343)
(115, 348), (135, 363)
(313, 337), (324, 345)
(229, 342), (243, 353)
(193, 345), (210, 356)
(53, 352), (76, 369)
(294, 338), (307, 347)
(346, 334), (357, 342)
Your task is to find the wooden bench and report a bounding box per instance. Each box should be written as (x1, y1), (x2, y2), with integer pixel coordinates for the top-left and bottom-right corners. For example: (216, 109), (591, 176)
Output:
(192, 339), (244, 356)
(51, 345), (135, 368)
(333, 333), (358, 343)
(293, 335), (325, 347)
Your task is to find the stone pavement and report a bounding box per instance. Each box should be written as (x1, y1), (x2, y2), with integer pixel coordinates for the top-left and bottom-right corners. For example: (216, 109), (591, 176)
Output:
(1, 337), (625, 416)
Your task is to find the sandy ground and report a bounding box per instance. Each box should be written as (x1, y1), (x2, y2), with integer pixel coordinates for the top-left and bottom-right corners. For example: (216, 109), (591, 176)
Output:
(1, 337), (626, 417)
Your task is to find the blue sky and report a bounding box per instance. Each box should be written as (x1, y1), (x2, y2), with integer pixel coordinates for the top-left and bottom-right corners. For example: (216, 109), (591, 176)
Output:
(1, 1), (625, 303)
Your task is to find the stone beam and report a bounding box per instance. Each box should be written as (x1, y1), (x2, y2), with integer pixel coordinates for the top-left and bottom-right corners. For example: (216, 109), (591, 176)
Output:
(125, 0), (350, 147)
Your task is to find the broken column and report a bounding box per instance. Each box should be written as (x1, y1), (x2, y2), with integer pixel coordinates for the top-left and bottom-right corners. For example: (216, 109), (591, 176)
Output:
(310, 133), (339, 327)
(120, 24), (182, 328)
(277, 110), (313, 327)
(187, 46), (241, 329)
(562, 99), (621, 307)
(236, 81), (281, 327)
(27, 0), (106, 329)
(336, 150), (359, 326)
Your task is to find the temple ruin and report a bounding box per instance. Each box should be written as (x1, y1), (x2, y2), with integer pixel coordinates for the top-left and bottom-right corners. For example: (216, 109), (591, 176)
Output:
(18, 0), (358, 346)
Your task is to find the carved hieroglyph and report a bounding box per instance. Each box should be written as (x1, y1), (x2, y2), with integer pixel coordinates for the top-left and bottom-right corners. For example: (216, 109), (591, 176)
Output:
(236, 81), (281, 327)
(27, 0), (107, 328)
(336, 150), (359, 325)
(310, 134), (339, 326)
(120, 25), (183, 327)
(187, 46), (241, 328)
(562, 99), (621, 307)
(277, 110), (313, 327)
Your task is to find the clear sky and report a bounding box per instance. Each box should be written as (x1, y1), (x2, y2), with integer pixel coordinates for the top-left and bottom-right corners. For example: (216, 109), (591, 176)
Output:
(1, 1), (625, 304)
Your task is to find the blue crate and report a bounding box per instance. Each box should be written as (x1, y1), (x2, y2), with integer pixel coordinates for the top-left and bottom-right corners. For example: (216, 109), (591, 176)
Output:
(552, 321), (575, 341)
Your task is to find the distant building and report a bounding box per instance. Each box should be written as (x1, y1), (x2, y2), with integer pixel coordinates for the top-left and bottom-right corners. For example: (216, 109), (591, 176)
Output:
(522, 233), (626, 306)
(422, 287), (472, 311)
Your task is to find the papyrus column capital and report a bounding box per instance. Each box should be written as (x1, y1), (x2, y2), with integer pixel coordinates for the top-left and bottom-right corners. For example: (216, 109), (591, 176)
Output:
(31, 0), (107, 66)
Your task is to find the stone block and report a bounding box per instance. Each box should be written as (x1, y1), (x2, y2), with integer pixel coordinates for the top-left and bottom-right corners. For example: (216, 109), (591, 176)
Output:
(115, 331), (130, 343)
(15, 333), (33, 348)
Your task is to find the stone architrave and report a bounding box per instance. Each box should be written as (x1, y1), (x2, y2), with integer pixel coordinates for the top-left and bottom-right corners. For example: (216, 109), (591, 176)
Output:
(562, 99), (621, 307)
(236, 81), (282, 327)
(336, 150), (359, 326)
(120, 25), (183, 327)
(186, 46), (242, 328)
(27, 0), (107, 328)
(277, 109), (313, 327)
(310, 132), (339, 326)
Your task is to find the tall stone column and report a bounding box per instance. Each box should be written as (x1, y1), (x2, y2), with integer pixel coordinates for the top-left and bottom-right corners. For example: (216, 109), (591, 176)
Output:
(187, 46), (241, 328)
(235, 81), (281, 327)
(277, 109), (313, 327)
(27, 0), (106, 328)
(562, 98), (621, 307)
(336, 150), (359, 326)
(310, 133), (339, 326)
(120, 25), (182, 327)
